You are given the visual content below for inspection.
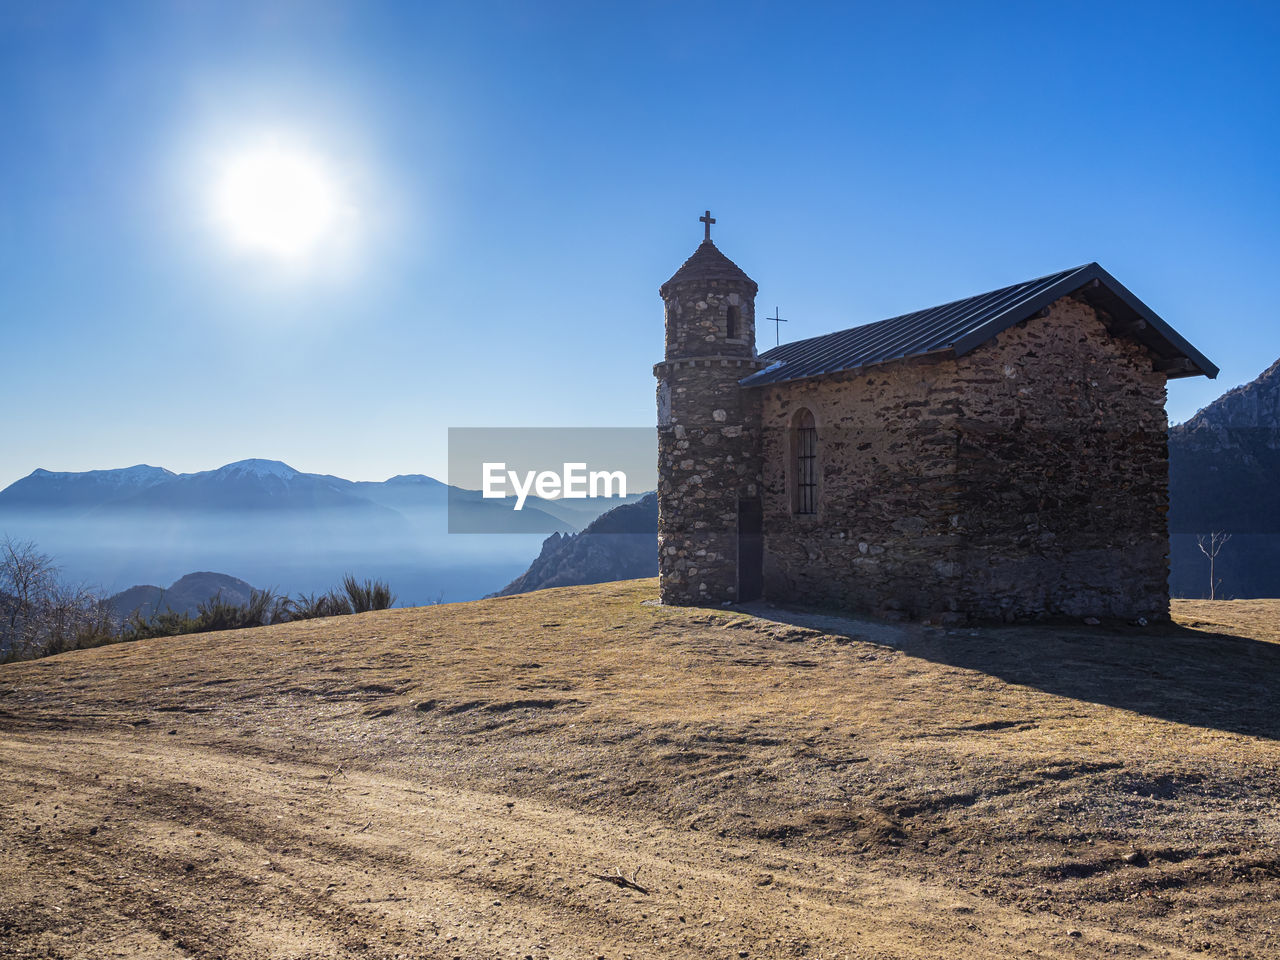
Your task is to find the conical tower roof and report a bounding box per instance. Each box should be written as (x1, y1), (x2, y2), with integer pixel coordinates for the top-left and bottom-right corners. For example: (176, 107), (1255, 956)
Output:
(661, 240), (758, 297)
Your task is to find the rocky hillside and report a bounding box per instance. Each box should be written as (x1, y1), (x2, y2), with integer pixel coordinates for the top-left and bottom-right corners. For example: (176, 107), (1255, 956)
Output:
(1169, 356), (1280, 598)
(494, 493), (657, 596)
(1176, 357), (1280, 434)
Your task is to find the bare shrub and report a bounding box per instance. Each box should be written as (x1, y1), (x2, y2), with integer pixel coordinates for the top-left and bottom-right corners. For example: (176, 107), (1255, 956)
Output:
(124, 588), (287, 641)
(0, 536), (114, 661)
(283, 590), (353, 620)
(341, 575), (395, 613)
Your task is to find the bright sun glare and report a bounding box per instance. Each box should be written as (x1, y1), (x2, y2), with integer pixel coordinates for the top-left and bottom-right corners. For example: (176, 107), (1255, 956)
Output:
(211, 141), (347, 260)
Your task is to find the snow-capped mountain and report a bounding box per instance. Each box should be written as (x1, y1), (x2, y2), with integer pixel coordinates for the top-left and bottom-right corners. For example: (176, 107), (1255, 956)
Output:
(0, 464), (175, 511)
(204, 458), (310, 480)
(0, 458), (414, 514)
(104, 458), (372, 513)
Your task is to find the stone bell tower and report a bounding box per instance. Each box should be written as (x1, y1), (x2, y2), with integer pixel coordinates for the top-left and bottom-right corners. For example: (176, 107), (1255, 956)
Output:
(654, 211), (765, 605)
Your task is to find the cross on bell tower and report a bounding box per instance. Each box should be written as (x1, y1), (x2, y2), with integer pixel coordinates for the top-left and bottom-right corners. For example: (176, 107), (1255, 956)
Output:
(699, 210), (715, 242)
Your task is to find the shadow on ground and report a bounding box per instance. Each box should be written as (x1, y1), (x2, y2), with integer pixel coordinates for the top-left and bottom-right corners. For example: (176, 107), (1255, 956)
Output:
(740, 602), (1280, 741)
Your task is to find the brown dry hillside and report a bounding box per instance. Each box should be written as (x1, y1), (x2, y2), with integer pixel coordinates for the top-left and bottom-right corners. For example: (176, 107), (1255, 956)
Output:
(1, 581), (1278, 960)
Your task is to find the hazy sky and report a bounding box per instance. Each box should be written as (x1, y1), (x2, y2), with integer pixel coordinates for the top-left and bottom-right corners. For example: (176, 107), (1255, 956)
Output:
(2, 1), (1277, 489)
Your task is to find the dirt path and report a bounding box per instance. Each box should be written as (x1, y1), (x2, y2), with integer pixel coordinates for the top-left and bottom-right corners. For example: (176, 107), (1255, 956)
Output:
(2, 729), (1203, 960)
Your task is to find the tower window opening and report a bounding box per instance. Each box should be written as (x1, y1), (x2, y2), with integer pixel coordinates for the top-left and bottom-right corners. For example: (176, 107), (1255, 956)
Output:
(726, 305), (739, 339)
(794, 409), (818, 515)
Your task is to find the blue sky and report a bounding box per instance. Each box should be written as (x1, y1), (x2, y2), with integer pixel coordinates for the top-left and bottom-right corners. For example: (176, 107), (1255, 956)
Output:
(1, 0), (1277, 489)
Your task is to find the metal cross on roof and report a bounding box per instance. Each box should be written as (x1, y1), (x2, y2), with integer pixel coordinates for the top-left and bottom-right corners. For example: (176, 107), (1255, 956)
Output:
(699, 210), (715, 242)
(768, 306), (787, 346)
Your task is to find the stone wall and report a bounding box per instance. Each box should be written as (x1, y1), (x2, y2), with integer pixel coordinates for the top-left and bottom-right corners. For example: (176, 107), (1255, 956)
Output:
(947, 298), (1170, 620)
(757, 297), (1171, 621)
(656, 355), (763, 604)
(758, 356), (963, 618)
(661, 281), (756, 360)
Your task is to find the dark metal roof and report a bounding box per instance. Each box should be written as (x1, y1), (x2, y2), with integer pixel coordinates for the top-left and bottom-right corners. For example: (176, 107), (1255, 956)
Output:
(660, 240), (758, 297)
(740, 262), (1218, 388)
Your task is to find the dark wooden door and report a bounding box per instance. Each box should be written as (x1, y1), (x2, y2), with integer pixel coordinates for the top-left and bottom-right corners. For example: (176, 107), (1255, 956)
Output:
(737, 498), (763, 602)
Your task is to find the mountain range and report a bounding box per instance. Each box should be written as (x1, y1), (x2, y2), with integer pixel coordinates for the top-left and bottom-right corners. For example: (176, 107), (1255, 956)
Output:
(3, 459), (569, 523)
(0, 459), (644, 605)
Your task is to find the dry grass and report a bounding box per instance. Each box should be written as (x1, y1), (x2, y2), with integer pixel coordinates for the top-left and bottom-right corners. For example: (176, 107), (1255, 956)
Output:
(1, 580), (1277, 958)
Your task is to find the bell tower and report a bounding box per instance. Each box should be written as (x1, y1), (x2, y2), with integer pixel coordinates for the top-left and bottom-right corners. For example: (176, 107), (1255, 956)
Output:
(654, 212), (765, 605)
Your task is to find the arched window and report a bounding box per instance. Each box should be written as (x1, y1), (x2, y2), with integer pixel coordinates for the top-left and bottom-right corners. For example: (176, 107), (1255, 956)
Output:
(793, 408), (817, 515)
(726, 305), (740, 339)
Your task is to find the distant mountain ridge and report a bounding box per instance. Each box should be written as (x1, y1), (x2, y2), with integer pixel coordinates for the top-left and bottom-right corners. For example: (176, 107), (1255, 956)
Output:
(0, 458), (650, 605)
(0, 458), (626, 527)
(0, 464), (175, 511)
(6, 459), (443, 515)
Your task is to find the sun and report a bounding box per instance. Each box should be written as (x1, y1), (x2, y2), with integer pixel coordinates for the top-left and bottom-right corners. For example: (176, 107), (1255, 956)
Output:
(211, 140), (347, 260)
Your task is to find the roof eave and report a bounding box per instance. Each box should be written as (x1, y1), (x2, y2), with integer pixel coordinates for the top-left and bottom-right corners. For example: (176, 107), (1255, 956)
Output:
(949, 262), (1218, 380)
(1087, 263), (1219, 379)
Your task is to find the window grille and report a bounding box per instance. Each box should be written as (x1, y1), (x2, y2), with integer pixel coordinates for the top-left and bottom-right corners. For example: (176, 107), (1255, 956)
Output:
(795, 410), (817, 515)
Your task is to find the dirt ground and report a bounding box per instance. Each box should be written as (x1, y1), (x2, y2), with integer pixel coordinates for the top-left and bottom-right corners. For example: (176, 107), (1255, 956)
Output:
(1, 581), (1278, 959)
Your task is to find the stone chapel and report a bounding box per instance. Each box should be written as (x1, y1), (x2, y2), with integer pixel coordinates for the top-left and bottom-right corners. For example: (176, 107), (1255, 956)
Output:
(654, 212), (1217, 622)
